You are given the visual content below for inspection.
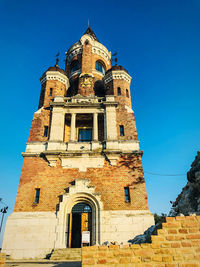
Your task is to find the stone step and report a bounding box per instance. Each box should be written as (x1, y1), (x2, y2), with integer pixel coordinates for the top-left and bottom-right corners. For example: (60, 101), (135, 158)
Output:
(50, 248), (81, 261)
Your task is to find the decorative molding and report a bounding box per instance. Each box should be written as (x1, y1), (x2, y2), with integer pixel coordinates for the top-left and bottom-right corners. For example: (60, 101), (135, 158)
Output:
(69, 69), (81, 79)
(92, 69), (104, 77)
(104, 70), (132, 84)
(65, 43), (82, 63)
(40, 71), (69, 88)
(65, 34), (111, 65)
(92, 45), (111, 65)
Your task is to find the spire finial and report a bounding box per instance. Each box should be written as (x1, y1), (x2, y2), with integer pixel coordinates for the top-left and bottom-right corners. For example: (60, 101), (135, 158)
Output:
(88, 18), (90, 28)
(55, 52), (60, 67)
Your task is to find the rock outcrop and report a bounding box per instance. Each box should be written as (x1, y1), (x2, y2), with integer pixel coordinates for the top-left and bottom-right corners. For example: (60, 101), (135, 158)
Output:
(170, 151), (200, 216)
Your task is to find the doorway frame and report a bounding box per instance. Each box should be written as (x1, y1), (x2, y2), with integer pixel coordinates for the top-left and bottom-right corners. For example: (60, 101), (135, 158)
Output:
(54, 179), (103, 249)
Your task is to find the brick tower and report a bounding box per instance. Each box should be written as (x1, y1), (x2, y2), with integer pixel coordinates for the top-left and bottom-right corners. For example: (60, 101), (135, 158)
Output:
(2, 27), (154, 259)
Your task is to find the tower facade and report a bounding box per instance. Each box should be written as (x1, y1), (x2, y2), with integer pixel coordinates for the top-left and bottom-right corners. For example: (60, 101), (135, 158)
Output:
(2, 28), (154, 259)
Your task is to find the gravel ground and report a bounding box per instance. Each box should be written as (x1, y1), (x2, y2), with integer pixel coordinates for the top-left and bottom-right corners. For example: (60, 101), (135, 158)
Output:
(6, 261), (81, 267)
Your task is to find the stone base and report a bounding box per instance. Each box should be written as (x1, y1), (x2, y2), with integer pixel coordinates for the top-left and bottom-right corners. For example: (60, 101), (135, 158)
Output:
(2, 210), (154, 259)
(2, 212), (57, 259)
(100, 210), (154, 244)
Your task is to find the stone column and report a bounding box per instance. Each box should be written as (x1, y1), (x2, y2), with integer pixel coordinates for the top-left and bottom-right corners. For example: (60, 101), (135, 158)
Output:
(93, 113), (98, 141)
(49, 107), (65, 142)
(105, 106), (117, 140)
(70, 113), (76, 141)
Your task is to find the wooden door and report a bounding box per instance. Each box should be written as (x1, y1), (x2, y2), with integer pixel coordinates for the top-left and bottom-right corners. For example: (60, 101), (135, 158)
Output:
(81, 213), (89, 231)
(68, 212), (72, 248)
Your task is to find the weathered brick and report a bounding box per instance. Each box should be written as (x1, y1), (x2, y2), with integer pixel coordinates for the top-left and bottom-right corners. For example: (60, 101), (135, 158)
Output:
(168, 229), (178, 234)
(181, 241), (192, 247)
(186, 234), (200, 239)
(162, 256), (173, 262)
(166, 217), (176, 222)
(151, 236), (165, 242)
(162, 222), (180, 229)
(171, 242), (181, 248)
(181, 221), (199, 228)
(152, 255), (163, 262)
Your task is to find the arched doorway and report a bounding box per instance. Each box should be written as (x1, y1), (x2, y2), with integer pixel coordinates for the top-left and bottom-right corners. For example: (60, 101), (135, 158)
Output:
(68, 202), (92, 248)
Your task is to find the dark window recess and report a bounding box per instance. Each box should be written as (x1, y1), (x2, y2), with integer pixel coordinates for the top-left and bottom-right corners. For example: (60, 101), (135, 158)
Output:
(124, 187), (130, 202)
(95, 61), (105, 74)
(117, 87), (121, 95)
(94, 80), (106, 97)
(120, 125), (124, 136)
(78, 128), (92, 142)
(72, 202), (92, 213)
(126, 89), (129, 98)
(44, 126), (48, 137)
(70, 60), (80, 74)
(49, 88), (53, 96)
(34, 188), (40, 204)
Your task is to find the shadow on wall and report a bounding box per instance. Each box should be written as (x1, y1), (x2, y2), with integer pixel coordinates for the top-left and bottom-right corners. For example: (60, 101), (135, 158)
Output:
(52, 263), (81, 267)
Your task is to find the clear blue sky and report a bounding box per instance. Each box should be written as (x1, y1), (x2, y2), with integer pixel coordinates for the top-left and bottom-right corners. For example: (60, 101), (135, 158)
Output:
(0, 0), (200, 244)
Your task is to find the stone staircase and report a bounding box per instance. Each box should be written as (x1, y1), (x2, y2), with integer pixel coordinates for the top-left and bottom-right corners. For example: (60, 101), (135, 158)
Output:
(50, 248), (81, 261)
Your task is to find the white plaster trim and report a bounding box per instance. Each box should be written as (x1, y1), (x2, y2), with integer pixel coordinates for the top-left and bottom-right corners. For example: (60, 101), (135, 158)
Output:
(40, 71), (69, 88)
(125, 105), (134, 113)
(104, 70), (132, 84)
(106, 140), (140, 152)
(25, 142), (47, 153)
(92, 69), (104, 77)
(35, 107), (43, 114)
(61, 155), (104, 172)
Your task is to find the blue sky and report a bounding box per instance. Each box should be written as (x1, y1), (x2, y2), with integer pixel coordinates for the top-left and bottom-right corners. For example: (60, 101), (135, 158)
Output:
(0, 0), (200, 244)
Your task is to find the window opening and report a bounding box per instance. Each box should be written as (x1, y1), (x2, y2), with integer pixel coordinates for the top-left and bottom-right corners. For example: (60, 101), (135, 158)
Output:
(95, 61), (105, 75)
(120, 125), (124, 136)
(44, 126), (48, 137)
(126, 89), (129, 98)
(124, 187), (130, 202)
(70, 60), (80, 74)
(34, 188), (40, 204)
(72, 202), (92, 213)
(49, 88), (53, 96)
(78, 128), (92, 142)
(117, 87), (121, 95)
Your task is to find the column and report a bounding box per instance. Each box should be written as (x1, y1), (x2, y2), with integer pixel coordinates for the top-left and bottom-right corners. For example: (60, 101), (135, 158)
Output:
(70, 113), (76, 141)
(105, 106), (117, 140)
(49, 107), (65, 141)
(93, 113), (98, 141)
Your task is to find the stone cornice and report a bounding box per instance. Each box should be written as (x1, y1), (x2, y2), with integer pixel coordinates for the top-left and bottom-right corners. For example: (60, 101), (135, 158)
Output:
(40, 71), (69, 88)
(104, 70), (132, 84)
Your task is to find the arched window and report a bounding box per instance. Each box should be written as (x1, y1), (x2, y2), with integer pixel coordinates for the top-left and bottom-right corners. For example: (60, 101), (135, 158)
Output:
(126, 89), (129, 98)
(95, 60), (105, 75)
(70, 60), (80, 74)
(118, 87), (121, 95)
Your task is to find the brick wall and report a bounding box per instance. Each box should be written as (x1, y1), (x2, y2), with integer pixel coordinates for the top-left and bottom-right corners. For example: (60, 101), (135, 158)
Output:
(39, 80), (66, 109)
(14, 154), (148, 212)
(116, 107), (138, 140)
(28, 109), (50, 142)
(82, 215), (200, 266)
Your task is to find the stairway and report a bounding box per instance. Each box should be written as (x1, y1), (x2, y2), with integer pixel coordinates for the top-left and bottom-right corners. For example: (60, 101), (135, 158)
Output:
(50, 248), (81, 261)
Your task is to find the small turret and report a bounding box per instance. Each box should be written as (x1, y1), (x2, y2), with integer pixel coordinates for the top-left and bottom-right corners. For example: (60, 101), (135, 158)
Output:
(39, 65), (69, 108)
